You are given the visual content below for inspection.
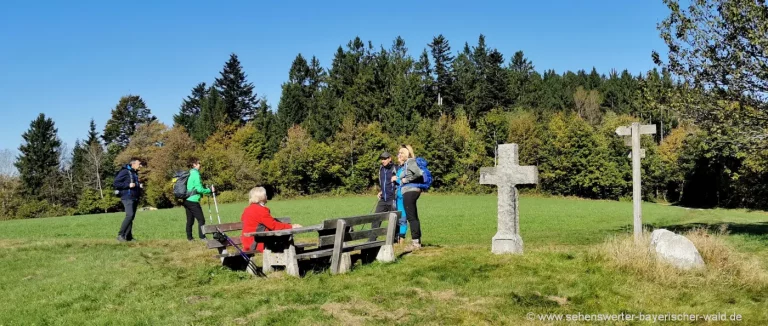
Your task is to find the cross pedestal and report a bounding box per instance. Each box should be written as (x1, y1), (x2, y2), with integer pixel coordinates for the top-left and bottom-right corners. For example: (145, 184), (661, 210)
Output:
(479, 144), (539, 254)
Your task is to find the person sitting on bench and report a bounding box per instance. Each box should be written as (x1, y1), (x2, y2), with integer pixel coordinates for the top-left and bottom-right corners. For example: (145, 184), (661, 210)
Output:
(240, 187), (302, 253)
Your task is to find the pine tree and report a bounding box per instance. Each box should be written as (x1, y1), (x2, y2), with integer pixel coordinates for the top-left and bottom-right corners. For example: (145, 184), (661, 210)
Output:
(453, 46), (476, 116)
(384, 37), (425, 134)
(308, 56), (326, 91)
(15, 113), (62, 199)
(508, 50), (534, 106)
(193, 87), (227, 143)
(214, 53), (259, 124)
(429, 35), (454, 108)
(277, 54), (311, 129)
(486, 49), (508, 111)
(102, 95), (156, 149)
(70, 140), (87, 191)
(173, 82), (207, 132)
(86, 119), (99, 145)
(306, 55), (327, 126)
(414, 49), (435, 117)
(588, 67), (602, 90)
(253, 98), (281, 157)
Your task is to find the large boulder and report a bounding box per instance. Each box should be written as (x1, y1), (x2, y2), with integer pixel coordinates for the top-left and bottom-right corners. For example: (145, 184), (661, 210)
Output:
(650, 229), (705, 270)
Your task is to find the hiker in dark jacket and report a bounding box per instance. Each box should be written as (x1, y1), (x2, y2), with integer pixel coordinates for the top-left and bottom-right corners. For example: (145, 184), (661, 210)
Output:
(114, 157), (144, 242)
(370, 151), (397, 241)
(392, 144), (424, 250)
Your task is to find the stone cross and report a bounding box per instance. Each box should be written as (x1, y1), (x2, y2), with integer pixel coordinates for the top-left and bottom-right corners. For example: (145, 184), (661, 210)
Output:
(615, 122), (656, 241)
(479, 144), (539, 254)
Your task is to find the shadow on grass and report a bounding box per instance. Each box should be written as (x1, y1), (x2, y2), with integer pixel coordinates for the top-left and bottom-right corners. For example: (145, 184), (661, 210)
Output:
(617, 222), (768, 238)
(220, 249), (403, 277)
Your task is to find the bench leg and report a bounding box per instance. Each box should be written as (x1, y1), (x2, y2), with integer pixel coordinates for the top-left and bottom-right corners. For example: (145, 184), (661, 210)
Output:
(285, 245), (300, 277)
(262, 248), (274, 274)
(339, 253), (352, 274)
(375, 244), (395, 263)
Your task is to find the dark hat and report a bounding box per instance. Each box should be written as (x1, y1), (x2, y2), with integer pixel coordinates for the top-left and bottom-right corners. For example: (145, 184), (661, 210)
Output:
(379, 151), (391, 159)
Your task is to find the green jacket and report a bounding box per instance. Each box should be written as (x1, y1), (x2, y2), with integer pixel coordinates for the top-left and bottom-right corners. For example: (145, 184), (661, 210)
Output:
(186, 168), (211, 202)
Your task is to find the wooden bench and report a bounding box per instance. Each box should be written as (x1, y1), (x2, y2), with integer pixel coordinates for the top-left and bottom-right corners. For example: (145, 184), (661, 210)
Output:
(246, 211), (400, 277)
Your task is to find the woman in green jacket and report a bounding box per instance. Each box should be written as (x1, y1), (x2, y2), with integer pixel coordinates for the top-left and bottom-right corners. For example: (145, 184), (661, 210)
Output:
(184, 157), (214, 241)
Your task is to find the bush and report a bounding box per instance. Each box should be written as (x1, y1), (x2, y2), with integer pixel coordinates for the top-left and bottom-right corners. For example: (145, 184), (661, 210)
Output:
(213, 191), (246, 204)
(15, 200), (72, 219)
(76, 189), (122, 215)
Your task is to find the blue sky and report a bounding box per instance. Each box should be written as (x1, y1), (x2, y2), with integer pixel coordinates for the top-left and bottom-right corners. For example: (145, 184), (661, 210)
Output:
(0, 0), (670, 157)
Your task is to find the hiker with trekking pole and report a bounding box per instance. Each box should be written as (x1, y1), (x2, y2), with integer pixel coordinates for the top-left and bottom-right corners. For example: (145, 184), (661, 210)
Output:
(176, 157), (214, 241)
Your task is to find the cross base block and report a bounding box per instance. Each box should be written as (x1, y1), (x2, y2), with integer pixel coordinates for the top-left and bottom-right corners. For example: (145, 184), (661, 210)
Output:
(492, 232), (523, 254)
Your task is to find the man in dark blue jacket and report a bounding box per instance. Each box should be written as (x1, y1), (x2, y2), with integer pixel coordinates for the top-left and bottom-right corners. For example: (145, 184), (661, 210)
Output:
(370, 151), (396, 241)
(114, 157), (144, 242)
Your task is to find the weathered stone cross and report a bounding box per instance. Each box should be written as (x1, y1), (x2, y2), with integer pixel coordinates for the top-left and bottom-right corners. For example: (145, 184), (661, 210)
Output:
(479, 144), (539, 254)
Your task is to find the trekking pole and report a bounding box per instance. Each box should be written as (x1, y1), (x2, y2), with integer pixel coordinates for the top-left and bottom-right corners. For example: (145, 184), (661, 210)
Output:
(206, 193), (213, 224)
(212, 184), (222, 224)
(213, 226), (261, 276)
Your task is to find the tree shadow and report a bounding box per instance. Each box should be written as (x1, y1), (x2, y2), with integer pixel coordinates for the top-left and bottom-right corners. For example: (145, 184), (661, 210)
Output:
(616, 222), (768, 238)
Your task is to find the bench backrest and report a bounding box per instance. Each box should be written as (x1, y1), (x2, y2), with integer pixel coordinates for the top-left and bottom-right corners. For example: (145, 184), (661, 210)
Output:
(319, 212), (399, 247)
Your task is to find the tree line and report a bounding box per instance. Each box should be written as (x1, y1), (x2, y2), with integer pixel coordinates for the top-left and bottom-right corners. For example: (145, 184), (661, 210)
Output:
(2, 0), (766, 219)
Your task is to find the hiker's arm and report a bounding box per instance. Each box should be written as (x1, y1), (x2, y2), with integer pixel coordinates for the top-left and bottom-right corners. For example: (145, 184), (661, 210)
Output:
(402, 162), (423, 184)
(263, 216), (293, 230)
(189, 172), (211, 195)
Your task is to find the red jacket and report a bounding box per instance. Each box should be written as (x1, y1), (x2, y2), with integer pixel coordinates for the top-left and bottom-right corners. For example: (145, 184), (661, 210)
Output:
(240, 203), (292, 252)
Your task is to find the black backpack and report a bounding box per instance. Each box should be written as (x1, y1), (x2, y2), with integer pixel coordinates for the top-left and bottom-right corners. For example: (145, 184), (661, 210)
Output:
(172, 171), (195, 199)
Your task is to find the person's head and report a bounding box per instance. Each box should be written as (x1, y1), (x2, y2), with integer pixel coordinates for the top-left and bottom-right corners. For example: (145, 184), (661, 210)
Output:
(129, 157), (143, 170)
(379, 151), (392, 167)
(188, 157), (201, 170)
(249, 187), (268, 205)
(397, 144), (415, 164)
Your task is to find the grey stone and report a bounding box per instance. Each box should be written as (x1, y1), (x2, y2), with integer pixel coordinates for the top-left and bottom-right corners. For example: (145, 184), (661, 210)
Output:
(339, 253), (352, 273)
(650, 229), (705, 270)
(376, 244), (395, 262)
(479, 144), (539, 254)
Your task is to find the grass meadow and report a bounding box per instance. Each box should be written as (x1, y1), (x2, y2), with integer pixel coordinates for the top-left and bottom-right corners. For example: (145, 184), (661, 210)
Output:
(1, 194), (767, 325)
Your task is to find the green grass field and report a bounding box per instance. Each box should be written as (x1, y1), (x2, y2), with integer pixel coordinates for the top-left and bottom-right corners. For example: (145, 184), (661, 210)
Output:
(1, 194), (767, 325)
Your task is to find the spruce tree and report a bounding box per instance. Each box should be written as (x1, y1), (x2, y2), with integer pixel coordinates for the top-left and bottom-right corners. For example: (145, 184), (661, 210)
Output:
(102, 95), (155, 149)
(415, 49), (435, 117)
(428, 35), (454, 108)
(193, 87), (226, 143)
(173, 82), (207, 133)
(486, 49), (508, 112)
(214, 53), (259, 124)
(15, 113), (62, 199)
(86, 119), (99, 145)
(508, 51), (534, 105)
(277, 54), (311, 128)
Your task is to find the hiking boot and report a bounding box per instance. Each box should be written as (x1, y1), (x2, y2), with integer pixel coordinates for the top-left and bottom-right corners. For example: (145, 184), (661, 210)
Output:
(405, 239), (421, 251)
